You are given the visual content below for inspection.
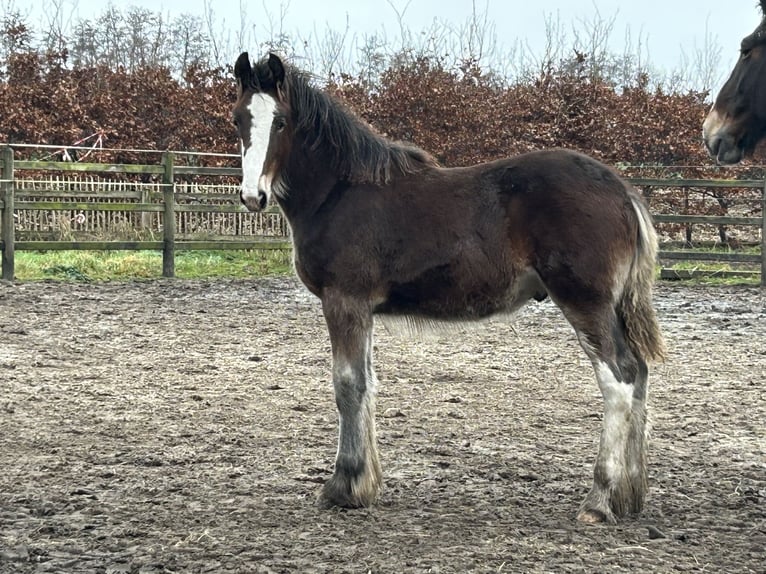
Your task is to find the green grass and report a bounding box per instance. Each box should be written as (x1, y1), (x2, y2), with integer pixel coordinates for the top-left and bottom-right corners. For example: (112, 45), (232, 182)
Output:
(13, 250), (293, 281)
(11, 249), (762, 287)
(661, 261), (761, 286)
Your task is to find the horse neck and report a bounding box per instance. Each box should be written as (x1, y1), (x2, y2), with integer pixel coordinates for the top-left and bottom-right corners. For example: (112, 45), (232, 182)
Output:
(275, 137), (340, 224)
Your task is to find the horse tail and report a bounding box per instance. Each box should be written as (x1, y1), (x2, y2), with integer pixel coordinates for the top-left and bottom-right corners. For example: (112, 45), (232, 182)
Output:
(618, 194), (666, 362)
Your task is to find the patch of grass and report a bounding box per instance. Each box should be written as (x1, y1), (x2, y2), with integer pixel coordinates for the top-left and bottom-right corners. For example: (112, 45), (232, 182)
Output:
(661, 261), (761, 286)
(15, 251), (160, 281)
(175, 249), (293, 278)
(42, 264), (94, 282)
(14, 249), (761, 287)
(14, 249), (293, 281)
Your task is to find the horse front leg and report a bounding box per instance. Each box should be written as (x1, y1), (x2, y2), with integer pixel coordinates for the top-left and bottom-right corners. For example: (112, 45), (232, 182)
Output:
(319, 292), (382, 508)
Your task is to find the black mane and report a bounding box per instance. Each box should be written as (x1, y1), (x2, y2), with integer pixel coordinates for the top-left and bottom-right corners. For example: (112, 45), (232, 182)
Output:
(742, 23), (766, 50)
(745, 0), (766, 49)
(253, 57), (438, 184)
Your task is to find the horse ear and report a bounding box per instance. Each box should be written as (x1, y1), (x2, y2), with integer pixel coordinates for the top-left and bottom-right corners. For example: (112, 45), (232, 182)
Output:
(234, 52), (258, 94)
(268, 53), (286, 96)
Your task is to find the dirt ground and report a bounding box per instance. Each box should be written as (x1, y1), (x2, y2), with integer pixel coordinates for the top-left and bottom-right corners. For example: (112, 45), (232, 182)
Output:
(0, 277), (764, 573)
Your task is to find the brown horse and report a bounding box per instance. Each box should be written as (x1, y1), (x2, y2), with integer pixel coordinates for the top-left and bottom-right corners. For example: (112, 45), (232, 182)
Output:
(233, 52), (665, 524)
(703, 0), (766, 163)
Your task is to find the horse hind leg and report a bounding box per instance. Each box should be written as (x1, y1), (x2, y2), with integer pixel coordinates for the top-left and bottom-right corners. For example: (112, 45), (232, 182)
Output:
(318, 292), (383, 508)
(566, 307), (649, 524)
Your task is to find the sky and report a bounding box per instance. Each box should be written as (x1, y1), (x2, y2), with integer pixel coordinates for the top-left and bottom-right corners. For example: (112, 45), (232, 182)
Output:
(22, 0), (761, 91)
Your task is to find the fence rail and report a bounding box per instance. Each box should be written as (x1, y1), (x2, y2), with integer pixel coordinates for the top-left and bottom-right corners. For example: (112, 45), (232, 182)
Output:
(1, 147), (764, 285)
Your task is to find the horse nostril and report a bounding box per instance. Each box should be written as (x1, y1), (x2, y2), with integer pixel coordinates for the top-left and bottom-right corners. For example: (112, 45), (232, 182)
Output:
(257, 190), (268, 209)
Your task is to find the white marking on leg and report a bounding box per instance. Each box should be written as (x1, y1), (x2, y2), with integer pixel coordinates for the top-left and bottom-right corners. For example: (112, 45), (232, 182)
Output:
(333, 355), (369, 465)
(330, 348), (381, 505)
(240, 93), (277, 204)
(595, 361), (633, 483)
(333, 355), (354, 456)
(335, 356), (355, 382)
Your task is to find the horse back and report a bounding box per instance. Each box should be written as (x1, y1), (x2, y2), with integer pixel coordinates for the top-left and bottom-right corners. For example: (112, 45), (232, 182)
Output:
(293, 148), (641, 319)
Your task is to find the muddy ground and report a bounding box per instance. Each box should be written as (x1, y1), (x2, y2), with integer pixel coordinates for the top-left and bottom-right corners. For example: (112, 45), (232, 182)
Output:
(0, 277), (764, 573)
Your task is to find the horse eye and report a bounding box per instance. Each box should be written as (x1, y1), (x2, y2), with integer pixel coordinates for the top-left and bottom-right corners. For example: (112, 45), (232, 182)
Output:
(274, 117), (287, 131)
(741, 48), (752, 59)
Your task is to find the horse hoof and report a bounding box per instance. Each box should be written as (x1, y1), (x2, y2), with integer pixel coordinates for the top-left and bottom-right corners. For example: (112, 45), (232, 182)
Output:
(577, 508), (615, 524)
(316, 493), (343, 510)
(317, 480), (372, 509)
(316, 493), (366, 509)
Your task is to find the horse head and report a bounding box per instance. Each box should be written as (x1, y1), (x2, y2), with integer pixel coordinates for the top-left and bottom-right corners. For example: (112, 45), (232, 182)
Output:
(233, 52), (291, 212)
(703, 0), (766, 164)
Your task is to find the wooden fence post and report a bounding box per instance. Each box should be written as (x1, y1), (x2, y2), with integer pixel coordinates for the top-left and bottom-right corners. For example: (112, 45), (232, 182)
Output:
(762, 178), (766, 288)
(139, 186), (152, 231)
(1, 146), (14, 281)
(162, 151), (175, 278)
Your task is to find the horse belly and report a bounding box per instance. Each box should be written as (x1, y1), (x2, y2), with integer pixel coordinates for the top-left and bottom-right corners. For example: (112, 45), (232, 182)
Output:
(374, 265), (544, 320)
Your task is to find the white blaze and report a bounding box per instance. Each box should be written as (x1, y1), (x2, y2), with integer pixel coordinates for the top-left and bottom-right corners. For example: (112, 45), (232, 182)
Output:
(240, 93), (278, 204)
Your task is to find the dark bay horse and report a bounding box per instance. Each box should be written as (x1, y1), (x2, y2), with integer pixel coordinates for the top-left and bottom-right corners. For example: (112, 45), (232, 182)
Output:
(233, 52), (665, 524)
(703, 0), (766, 163)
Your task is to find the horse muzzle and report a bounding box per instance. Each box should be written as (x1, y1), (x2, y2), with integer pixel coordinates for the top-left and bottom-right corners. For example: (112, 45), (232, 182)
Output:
(241, 188), (268, 212)
(704, 133), (744, 165)
(703, 110), (745, 165)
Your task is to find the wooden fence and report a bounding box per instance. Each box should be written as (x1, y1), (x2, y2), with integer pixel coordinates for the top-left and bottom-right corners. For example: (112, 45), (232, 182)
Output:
(0, 149), (291, 280)
(632, 176), (765, 285)
(1, 147), (765, 286)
